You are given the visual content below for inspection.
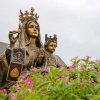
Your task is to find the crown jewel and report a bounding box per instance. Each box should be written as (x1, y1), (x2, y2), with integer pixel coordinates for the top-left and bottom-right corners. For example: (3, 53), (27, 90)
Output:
(19, 7), (39, 23)
(45, 34), (57, 43)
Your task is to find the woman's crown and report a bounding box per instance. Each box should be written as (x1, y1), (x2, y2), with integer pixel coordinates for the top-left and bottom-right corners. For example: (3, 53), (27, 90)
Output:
(19, 7), (39, 23)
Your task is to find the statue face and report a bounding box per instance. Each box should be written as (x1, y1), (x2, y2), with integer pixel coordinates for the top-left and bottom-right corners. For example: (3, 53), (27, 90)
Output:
(27, 21), (39, 38)
(47, 42), (57, 53)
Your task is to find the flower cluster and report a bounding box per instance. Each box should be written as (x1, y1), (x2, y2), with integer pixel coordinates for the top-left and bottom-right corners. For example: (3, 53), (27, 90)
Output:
(0, 57), (100, 100)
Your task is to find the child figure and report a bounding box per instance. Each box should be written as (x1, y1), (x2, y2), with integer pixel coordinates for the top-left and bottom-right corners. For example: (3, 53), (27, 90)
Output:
(44, 34), (66, 68)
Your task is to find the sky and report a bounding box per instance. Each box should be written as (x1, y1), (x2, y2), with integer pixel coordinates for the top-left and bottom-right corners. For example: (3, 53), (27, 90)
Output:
(0, 0), (100, 65)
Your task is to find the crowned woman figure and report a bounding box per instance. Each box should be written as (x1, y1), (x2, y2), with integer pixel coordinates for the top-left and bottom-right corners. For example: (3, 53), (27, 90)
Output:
(17, 8), (44, 68)
(0, 8), (44, 87)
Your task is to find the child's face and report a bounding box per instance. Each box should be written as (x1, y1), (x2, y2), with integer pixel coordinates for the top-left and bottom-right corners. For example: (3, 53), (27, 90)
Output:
(47, 42), (57, 53)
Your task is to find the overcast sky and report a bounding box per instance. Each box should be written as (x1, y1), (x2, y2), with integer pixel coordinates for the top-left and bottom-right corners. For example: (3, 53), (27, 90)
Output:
(0, 0), (100, 65)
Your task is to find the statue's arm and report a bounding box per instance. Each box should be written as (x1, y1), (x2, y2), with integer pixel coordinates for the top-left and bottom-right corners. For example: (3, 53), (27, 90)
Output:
(55, 55), (67, 68)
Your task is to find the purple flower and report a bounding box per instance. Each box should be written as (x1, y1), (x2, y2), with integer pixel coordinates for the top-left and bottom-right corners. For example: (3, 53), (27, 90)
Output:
(24, 79), (34, 86)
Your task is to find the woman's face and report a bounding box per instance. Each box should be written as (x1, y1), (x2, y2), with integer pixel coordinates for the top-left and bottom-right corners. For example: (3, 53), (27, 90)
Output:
(27, 21), (39, 38)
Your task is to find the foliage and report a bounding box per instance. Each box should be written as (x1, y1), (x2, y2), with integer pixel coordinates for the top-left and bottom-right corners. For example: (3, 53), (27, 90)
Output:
(0, 57), (100, 100)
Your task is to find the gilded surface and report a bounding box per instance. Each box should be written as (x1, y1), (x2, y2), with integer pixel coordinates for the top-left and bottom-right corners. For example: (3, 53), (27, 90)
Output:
(10, 68), (19, 78)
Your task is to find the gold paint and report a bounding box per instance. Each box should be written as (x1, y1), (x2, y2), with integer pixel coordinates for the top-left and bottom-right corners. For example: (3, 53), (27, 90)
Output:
(10, 67), (19, 78)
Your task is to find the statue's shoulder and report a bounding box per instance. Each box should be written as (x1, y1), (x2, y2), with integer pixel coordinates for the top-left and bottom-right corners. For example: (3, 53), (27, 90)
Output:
(54, 55), (66, 67)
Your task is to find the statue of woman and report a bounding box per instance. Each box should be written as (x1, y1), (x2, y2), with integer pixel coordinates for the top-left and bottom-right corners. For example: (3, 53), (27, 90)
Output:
(0, 8), (44, 87)
(21, 18), (44, 69)
(8, 8), (44, 68)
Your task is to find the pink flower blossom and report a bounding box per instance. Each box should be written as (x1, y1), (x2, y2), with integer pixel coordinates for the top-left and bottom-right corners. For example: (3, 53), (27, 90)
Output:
(30, 66), (38, 71)
(80, 63), (85, 70)
(67, 65), (76, 71)
(42, 66), (48, 71)
(15, 85), (21, 91)
(66, 81), (69, 85)
(57, 77), (63, 81)
(20, 75), (26, 79)
(86, 56), (91, 59)
(8, 93), (17, 100)
(71, 56), (78, 61)
(20, 72), (29, 80)
(41, 66), (51, 74)
(24, 79), (34, 86)
(0, 89), (7, 93)
(71, 65), (76, 68)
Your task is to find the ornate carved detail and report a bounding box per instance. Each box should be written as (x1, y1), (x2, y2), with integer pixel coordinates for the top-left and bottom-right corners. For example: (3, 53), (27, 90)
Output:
(19, 7), (39, 23)
(45, 34), (57, 44)
(11, 48), (26, 64)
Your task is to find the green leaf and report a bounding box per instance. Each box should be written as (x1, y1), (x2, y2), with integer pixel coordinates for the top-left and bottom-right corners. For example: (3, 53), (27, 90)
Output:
(36, 81), (50, 89)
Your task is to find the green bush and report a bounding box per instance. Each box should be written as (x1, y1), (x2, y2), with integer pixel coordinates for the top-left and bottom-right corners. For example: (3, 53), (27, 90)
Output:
(0, 57), (100, 100)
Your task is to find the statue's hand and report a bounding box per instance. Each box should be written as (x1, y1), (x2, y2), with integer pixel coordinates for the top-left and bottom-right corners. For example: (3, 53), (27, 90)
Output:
(38, 48), (45, 58)
(9, 30), (20, 48)
(9, 31), (19, 39)
(9, 30), (19, 44)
